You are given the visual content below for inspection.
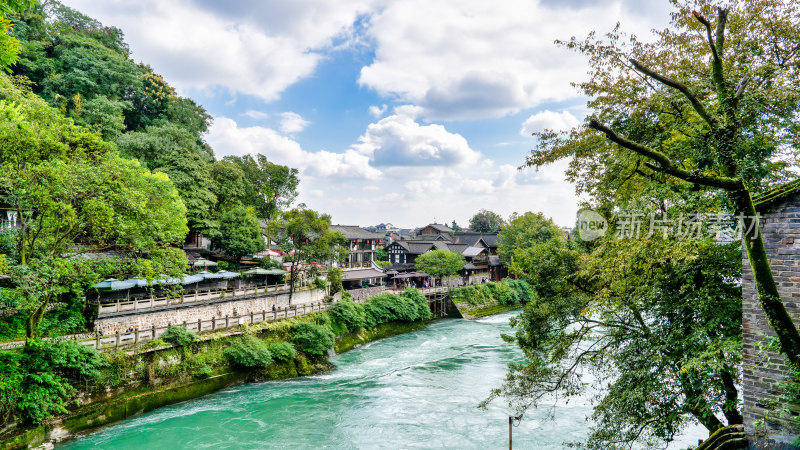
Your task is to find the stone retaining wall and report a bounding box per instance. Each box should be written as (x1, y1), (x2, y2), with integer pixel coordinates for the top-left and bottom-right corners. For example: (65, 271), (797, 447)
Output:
(743, 193), (800, 443)
(347, 286), (385, 303)
(95, 288), (326, 335)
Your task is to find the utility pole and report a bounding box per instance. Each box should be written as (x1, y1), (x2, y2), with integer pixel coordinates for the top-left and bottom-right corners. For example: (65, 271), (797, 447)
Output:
(508, 416), (513, 450)
(508, 414), (522, 449)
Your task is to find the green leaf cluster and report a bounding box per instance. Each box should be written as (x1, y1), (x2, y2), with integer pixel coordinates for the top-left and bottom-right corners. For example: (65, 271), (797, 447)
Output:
(267, 341), (296, 363)
(160, 327), (198, 348)
(223, 335), (273, 369)
(328, 288), (432, 334)
(1, 339), (103, 425)
(450, 279), (534, 307)
(290, 322), (335, 356)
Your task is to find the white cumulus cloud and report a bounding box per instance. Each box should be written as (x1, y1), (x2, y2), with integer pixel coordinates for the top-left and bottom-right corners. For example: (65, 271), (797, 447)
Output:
(206, 117), (381, 180)
(61, 0), (379, 101)
(353, 111), (480, 167)
(359, 0), (669, 121)
(368, 104), (388, 118)
(520, 110), (580, 136)
(279, 112), (310, 134)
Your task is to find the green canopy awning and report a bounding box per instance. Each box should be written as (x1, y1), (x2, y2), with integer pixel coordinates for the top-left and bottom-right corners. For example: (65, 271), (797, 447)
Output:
(263, 268), (289, 275)
(93, 278), (138, 291)
(192, 258), (217, 268)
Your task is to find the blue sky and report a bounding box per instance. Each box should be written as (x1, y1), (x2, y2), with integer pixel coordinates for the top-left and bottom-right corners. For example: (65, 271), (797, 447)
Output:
(63, 0), (670, 228)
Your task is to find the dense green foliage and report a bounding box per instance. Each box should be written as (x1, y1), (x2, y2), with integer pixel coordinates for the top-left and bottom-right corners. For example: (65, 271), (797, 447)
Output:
(160, 327), (198, 348)
(328, 288), (432, 334)
(212, 206), (265, 266)
(290, 322), (335, 356)
(525, 0), (800, 371)
(268, 341), (296, 362)
(1, 339), (103, 425)
(6, 2), (300, 242)
(487, 237), (744, 448)
(328, 298), (367, 332)
(0, 2), (304, 343)
(450, 279), (534, 307)
(413, 249), (465, 279)
(497, 212), (563, 265)
(0, 73), (189, 339)
(223, 335), (273, 369)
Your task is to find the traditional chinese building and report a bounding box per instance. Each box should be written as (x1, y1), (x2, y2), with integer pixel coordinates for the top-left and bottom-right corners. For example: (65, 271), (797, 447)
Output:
(329, 225), (386, 290)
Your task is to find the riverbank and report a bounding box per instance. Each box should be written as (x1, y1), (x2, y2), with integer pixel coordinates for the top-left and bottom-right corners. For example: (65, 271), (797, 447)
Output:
(0, 288), (438, 449)
(1, 284), (531, 449)
(1, 321), (402, 450)
(449, 279), (531, 319)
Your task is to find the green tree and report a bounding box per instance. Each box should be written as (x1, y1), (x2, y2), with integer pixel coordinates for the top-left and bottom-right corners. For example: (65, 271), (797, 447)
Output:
(450, 220), (462, 232)
(227, 154), (299, 246)
(72, 94), (128, 141)
(414, 249), (465, 280)
(213, 206), (265, 267)
(468, 209), (504, 233)
(116, 123), (216, 232)
(0, 74), (188, 339)
(227, 154), (299, 220)
(209, 159), (249, 211)
(508, 239), (578, 301)
(486, 239), (743, 448)
(526, 0), (800, 369)
(291, 322), (335, 356)
(497, 212), (563, 265)
(277, 208), (347, 302)
(2, 338), (103, 425)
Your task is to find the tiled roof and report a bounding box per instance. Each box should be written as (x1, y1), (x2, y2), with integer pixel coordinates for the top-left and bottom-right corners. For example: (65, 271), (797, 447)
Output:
(330, 225), (384, 240)
(453, 232), (499, 247)
(753, 178), (800, 210)
(341, 268), (386, 281)
(444, 243), (467, 253)
(422, 223), (453, 233)
(462, 246), (486, 257)
(406, 242), (436, 254)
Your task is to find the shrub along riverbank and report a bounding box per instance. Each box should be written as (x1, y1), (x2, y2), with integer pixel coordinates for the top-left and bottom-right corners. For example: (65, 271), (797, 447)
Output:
(449, 279), (533, 318)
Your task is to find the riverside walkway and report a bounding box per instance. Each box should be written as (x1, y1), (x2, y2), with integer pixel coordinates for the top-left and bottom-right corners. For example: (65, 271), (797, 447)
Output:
(1, 287), (454, 352)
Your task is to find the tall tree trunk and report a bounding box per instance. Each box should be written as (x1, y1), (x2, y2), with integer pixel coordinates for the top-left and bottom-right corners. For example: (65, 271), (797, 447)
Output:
(25, 300), (48, 342)
(720, 368), (743, 425)
(732, 185), (800, 371)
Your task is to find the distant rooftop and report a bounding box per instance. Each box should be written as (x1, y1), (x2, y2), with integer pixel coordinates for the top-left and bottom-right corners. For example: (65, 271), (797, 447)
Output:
(330, 225), (384, 240)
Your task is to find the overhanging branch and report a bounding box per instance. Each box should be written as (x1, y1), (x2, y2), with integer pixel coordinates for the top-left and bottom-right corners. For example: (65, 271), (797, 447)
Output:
(629, 58), (718, 129)
(588, 119), (740, 190)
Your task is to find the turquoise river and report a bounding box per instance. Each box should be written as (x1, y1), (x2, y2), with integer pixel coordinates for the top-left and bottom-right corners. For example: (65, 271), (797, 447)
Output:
(59, 311), (706, 449)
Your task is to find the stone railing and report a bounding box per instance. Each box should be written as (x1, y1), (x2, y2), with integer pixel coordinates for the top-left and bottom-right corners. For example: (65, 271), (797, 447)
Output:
(6, 301), (332, 353)
(97, 283), (290, 315)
